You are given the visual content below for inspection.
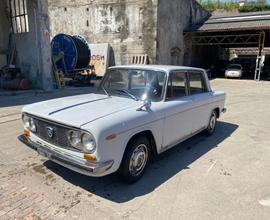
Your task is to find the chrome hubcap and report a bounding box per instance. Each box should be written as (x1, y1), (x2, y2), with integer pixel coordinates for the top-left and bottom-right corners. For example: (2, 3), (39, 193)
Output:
(129, 144), (148, 176)
(209, 113), (216, 130)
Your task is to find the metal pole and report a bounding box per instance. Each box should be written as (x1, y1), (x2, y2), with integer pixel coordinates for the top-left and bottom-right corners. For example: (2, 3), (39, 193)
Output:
(258, 32), (265, 81)
(255, 31), (265, 81)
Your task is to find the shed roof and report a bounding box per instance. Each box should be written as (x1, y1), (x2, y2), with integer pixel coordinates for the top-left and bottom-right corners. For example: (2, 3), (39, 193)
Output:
(186, 11), (270, 33)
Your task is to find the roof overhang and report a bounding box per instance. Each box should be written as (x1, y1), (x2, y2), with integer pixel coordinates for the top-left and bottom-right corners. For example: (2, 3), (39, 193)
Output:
(186, 11), (270, 33)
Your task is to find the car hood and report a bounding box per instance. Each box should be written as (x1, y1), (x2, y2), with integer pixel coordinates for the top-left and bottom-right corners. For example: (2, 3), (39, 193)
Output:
(23, 93), (140, 127)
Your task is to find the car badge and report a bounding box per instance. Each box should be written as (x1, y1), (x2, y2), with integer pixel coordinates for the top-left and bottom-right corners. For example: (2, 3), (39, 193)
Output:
(46, 127), (54, 139)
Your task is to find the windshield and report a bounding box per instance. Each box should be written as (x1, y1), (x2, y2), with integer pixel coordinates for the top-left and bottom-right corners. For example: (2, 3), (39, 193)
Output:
(228, 64), (241, 69)
(100, 68), (166, 101)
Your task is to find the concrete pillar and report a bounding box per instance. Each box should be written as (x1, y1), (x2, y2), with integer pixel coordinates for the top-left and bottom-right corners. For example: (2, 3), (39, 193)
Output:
(34, 0), (53, 91)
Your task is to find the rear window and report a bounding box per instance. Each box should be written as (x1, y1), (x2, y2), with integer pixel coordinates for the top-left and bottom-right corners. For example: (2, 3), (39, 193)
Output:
(188, 72), (206, 95)
(228, 65), (241, 69)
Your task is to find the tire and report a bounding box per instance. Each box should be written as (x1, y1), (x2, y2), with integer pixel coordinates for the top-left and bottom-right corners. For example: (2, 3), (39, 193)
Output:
(204, 110), (217, 136)
(118, 136), (151, 184)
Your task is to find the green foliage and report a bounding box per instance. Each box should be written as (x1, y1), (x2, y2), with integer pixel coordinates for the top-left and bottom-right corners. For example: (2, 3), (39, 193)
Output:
(239, 0), (270, 12)
(197, 0), (270, 12)
(239, 4), (270, 12)
(198, 0), (240, 12)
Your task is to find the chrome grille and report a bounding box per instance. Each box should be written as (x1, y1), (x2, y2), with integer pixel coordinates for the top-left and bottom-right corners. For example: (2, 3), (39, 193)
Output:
(34, 118), (71, 149)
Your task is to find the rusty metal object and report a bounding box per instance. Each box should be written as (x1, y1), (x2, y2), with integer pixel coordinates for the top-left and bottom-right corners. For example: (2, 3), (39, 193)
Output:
(2, 78), (31, 90)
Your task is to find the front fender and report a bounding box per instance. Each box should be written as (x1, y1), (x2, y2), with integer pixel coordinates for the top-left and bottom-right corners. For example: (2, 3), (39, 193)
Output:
(93, 118), (163, 174)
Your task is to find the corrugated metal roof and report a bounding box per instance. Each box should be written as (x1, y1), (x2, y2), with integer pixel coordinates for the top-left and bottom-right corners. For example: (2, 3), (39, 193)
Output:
(186, 11), (270, 32)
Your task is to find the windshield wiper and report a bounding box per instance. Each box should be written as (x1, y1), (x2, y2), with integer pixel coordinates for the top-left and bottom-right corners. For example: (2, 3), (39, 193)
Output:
(115, 89), (138, 101)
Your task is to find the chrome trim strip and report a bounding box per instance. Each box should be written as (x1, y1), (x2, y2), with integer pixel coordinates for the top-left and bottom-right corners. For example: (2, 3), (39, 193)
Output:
(25, 113), (82, 131)
(165, 99), (224, 119)
(160, 126), (206, 153)
(23, 114), (91, 153)
(18, 135), (114, 176)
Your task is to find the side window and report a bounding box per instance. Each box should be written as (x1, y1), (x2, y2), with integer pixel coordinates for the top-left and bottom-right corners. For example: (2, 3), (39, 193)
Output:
(189, 72), (206, 95)
(166, 71), (187, 100)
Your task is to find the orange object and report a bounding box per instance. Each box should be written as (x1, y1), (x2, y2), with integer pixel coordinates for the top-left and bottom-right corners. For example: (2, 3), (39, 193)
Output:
(106, 133), (117, 141)
(24, 128), (30, 136)
(84, 154), (96, 161)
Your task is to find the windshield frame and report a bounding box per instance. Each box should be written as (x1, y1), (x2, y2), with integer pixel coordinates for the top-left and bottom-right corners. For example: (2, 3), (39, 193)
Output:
(99, 67), (168, 102)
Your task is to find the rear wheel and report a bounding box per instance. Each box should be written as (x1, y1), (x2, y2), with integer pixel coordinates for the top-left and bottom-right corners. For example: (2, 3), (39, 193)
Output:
(118, 136), (151, 183)
(204, 110), (217, 136)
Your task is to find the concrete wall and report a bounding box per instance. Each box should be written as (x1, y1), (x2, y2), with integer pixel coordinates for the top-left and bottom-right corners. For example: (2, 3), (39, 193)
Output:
(14, 0), (39, 87)
(0, 1), (10, 68)
(156, 0), (209, 65)
(13, 0), (53, 90)
(48, 0), (158, 65)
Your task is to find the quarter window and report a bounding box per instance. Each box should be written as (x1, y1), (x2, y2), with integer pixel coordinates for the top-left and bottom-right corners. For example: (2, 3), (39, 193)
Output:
(189, 72), (206, 95)
(166, 71), (187, 100)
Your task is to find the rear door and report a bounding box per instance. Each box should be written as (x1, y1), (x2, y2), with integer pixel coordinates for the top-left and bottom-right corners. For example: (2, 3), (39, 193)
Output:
(187, 71), (213, 133)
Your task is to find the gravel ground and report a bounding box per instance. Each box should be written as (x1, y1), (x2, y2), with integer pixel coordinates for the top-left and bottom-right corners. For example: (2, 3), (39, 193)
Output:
(0, 79), (270, 220)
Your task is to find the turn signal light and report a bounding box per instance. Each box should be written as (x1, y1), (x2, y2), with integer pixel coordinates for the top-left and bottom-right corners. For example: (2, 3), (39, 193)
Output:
(24, 128), (30, 136)
(106, 133), (117, 141)
(84, 154), (96, 161)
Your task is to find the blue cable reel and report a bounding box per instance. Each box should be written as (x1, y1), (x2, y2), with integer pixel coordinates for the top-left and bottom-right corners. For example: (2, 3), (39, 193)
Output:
(51, 34), (91, 74)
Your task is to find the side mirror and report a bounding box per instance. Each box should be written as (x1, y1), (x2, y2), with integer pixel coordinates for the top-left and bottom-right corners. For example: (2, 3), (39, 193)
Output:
(137, 99), (152, 111)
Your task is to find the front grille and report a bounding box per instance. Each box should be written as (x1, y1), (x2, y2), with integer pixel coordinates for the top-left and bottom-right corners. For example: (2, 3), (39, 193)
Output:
(33, 118), (72, 149)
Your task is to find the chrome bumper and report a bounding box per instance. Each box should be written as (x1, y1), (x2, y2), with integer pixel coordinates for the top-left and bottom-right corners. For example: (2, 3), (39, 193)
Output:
(18, 135), (113, 177)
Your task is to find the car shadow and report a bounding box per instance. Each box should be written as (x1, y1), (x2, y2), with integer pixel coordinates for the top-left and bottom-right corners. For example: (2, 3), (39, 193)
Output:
(43, 121), (238, 203)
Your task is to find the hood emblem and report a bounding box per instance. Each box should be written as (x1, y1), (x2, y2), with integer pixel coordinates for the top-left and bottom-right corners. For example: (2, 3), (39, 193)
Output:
(46, 127), (54, 138)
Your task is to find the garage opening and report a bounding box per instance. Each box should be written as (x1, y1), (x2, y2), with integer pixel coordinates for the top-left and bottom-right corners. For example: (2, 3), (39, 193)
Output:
(185, 11), (270, 81)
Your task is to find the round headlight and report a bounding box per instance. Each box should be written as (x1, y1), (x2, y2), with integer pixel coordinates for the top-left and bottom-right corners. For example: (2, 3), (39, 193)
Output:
(82, 133), (96, 153)
(68, 131), (81, 148)
(29, 118), (36, 132)
(22, 114), (30, 129)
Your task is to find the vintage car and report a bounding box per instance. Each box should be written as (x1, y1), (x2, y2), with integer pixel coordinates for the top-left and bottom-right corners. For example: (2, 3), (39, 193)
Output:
(225, 64), (243, 79)
(19, 65), (226, 183)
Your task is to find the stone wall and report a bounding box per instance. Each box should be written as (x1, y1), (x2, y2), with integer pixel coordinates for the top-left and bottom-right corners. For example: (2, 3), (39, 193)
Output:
(0, 0), (53, 90)
(0, 1), (10, 68)
(13, 0), (52, 90)
(47, 0), (208, 66)
(48, 0), (158, 65)
(156, 0), (209, 65)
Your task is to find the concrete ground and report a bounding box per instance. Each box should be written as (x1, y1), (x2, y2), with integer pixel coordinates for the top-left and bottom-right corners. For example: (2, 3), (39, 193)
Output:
(0, 79), (270, 220)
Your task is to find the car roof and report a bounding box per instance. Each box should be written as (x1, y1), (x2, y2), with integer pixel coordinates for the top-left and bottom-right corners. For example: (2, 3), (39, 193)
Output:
(108, 64), (205, 73)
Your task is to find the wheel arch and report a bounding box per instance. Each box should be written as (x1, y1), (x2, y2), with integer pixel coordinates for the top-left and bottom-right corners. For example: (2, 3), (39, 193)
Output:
(124, 130), (158, 160)
(214, 107), (220, 118)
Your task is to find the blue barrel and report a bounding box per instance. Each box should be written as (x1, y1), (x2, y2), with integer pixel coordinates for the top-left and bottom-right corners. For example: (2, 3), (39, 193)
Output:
(51, 34), (91, 74)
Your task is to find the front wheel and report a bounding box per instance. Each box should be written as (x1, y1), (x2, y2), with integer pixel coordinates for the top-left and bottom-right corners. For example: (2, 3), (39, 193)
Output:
(204, 110), (217, 136)
(118, 136), (151, 183)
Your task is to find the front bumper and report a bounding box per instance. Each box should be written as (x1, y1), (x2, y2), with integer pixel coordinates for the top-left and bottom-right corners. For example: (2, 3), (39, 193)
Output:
(18, 135), (114, 177)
